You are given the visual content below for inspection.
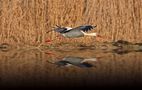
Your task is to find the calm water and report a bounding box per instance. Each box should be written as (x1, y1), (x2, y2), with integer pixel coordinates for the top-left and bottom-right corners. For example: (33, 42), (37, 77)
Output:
(0, 48), (142, 88)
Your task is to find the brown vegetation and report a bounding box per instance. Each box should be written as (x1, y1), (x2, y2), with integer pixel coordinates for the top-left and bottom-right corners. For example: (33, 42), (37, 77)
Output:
(0, 49), (142, 87)
(0, 0), (142, 47)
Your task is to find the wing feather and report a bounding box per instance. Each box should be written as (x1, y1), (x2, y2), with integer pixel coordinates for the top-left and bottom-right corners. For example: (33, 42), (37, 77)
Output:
(74, 25), (97, 32)
(54, 25), (96, 33)
(54, 27), (70, 33)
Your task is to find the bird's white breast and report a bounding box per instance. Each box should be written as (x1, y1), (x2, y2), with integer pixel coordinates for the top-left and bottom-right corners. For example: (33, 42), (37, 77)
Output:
(65, 27), (72, 30)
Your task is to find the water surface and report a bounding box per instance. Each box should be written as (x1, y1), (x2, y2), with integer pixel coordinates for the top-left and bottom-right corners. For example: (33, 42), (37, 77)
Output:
(0, 48), (142, 88)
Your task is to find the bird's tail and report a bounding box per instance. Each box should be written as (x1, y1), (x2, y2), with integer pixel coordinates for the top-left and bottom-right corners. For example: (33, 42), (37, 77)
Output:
(81, 58), (97, 63)
(83, 32), (97, 36)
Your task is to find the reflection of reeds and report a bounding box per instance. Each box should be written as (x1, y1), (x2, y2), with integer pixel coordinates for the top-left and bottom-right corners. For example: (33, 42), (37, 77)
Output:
(0, 0), (142, 47)
(0, 49), (142, 86)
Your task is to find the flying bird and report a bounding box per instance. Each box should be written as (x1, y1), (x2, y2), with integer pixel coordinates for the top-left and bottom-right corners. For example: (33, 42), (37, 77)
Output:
(54, 25), (98, 38)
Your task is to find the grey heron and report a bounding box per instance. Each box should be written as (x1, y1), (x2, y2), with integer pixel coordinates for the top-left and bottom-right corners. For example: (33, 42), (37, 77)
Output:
(54, 25), (98, 38)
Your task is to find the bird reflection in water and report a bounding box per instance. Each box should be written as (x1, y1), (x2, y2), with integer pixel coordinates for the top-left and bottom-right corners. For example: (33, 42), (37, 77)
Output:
(47, 56), (97, 68)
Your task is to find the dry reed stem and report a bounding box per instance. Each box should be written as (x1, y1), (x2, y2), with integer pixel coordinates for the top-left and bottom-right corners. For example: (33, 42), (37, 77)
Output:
(0, 0), (142, 47)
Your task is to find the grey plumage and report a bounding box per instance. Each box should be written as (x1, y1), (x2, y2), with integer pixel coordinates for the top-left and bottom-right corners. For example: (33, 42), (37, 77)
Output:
(54, 25), (97, 38)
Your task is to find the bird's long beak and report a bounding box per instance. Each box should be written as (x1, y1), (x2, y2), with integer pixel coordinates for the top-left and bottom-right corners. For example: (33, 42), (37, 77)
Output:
(52, 26), (56, 29)
(56, 25), (61, 28)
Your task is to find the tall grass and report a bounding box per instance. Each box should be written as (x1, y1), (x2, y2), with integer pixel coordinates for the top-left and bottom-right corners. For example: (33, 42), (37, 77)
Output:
(0, 0), (142, 47)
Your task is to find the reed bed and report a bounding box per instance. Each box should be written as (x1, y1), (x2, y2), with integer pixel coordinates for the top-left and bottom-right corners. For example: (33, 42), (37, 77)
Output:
(0, 0), (142, 47)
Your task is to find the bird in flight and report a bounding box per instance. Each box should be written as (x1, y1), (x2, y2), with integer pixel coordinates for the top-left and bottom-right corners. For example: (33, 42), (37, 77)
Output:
(54, 25), (98, 38)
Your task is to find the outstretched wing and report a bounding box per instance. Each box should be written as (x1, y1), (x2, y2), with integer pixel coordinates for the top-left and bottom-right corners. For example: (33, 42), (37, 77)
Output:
(54, 27), (68, 33)
(74, 25), (97, 32)
(54, 26), (72, 33)
(54, 25), (96, 33)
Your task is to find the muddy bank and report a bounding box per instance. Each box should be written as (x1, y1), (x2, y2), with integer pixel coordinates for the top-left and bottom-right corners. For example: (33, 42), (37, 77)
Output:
(42, 40), (142, 52)
(0, 42), (142, 88)
(1, 40), (142, 54)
